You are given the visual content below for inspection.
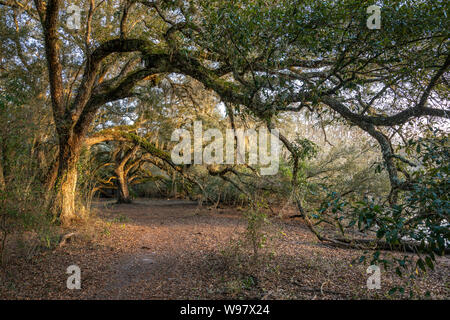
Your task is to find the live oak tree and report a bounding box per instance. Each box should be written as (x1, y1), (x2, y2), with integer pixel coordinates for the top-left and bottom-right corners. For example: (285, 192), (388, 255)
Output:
(0, 0), (178, 223)
(0, 0), (233, 224)
(0, 0), (448, 243)
(109, 143), (139, 203)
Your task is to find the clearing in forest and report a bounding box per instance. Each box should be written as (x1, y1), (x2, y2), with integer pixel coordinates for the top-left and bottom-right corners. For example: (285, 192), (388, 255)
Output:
(0, 199), (448, 300)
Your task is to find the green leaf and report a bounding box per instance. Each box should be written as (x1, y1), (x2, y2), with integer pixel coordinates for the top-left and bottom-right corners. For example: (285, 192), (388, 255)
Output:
(425, 256), (434, 270)
(376, 229), (385, 239)
(388, 287), (398, 296)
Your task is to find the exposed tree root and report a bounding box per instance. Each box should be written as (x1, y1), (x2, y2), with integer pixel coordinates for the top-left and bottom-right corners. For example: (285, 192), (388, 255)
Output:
(58, 232), (78, 248)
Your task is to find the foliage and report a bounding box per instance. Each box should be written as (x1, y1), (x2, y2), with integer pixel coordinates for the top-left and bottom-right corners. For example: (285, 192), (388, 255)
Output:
(316, 130), (449, 294)
(0, 0), (447, 292)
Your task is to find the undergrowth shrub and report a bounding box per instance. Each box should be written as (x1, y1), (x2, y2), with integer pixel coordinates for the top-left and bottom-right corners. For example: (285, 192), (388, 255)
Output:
(0, 178), (57, 265)
(219, 201), (284, 296)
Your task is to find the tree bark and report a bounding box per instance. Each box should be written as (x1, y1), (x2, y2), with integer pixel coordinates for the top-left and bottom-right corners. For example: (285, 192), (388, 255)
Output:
(44, 157), (59, 194)
(113, 145), (138, 204)
(115, 167), (131, 204)
(56, 135), (83, 225)
(0, 145), (5, 192)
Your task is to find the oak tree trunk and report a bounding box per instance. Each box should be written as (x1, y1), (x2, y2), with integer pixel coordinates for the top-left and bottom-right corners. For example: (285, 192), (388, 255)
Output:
(56, 135), (83, 225)
(0, 145), (5, 192)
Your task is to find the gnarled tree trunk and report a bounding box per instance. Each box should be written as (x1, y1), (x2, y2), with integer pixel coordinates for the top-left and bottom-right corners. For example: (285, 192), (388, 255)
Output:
(115, 166), (132, 204)
(55, 134), (83, 225)
(113, 145), (138, 204)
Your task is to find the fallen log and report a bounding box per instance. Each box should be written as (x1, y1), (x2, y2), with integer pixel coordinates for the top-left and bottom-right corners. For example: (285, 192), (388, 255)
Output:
(328, 237), (450, 255)
(299, 212), (450, 255)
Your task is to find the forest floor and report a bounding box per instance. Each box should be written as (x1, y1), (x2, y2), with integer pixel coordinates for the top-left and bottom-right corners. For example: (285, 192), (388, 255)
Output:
(0, 198), (449, 300)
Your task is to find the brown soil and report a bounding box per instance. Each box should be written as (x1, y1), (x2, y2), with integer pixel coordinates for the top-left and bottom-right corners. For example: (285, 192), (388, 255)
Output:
(0, 198), (448, 299)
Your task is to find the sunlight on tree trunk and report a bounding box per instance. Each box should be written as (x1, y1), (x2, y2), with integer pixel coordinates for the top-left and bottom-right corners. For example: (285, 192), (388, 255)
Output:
(57, 140), (82, 226)
(116, 168), (131, 204)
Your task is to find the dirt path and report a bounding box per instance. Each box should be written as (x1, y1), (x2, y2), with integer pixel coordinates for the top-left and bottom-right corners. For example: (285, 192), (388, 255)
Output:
(1, 199), (448, 299)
